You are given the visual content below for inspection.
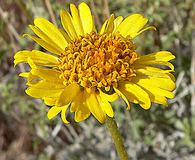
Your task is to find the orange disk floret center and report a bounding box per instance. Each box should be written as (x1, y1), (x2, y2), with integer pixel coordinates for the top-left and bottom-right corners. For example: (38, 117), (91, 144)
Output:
(59, 32), (138, 89)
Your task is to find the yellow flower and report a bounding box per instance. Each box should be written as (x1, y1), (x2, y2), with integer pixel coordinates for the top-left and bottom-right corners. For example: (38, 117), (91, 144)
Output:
(14, 2), (176, 124)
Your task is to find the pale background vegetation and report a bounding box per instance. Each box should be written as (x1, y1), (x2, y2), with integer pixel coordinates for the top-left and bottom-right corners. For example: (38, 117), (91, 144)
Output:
(0, 0), (195, 159)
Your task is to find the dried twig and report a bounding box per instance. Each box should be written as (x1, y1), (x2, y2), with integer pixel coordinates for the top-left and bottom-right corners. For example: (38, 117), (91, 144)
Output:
(90, 0), (101, 30)
(15, 0), (33, 23)
(102, 0), (110, 21)
(0, 7), (20, 42)
(190, 30), (195, 115)
(44, 0), (57, 25)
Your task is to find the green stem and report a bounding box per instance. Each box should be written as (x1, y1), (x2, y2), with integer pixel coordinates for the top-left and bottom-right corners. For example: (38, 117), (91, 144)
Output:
(105, 116), (129, 160)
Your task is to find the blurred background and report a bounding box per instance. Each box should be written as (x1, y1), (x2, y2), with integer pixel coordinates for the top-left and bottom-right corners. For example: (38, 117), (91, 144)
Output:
(0, 0), (195, 159)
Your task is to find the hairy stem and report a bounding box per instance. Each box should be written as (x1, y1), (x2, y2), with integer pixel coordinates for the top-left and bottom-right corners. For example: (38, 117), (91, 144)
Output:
(105, 116), (129, 160)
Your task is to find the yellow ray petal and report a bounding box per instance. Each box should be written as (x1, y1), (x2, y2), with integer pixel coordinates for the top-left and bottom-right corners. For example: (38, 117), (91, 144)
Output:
(27, 57), (37, 69)
(25, 87), (63, 98)
(19, 72), (29, 77)
(99, 19), (108, 34)
(31, 68), (63, 83)
(113, 16), (123, 33)
(47, 106), (63, 119)
(134, 51), (175, 70)
(118, 82), (151, 109)
(56, 83), (81, 106)
(20, 71), (40, 85)
(131, 76), (175, 105)
(115, 13), (148, 38)
(136, 51), (175, 62)
(135, 66), (174, 79)
(167, 73), (176, 82)
(134, 65), (172, 73)
(23, 34), (63, 55)
(59, 29), (72, 43)
(27, 80), (65, 90)
(141, 89), (168, 105)
(34, 17), (67, 50)
(78, 2), (94, 34)
(105, 14), (115, 34)
(136, 82), (175, 99)
(100, 14), (115, 34)
(14, 50), (59, 67)
(132, 75), (176, 91)
(113, 87), (131, 110)
(85, 91), (106, 123)
(61, 104), (70, 124)
(29, 25), (67, 50)
(135, 26), (156, 37)
(70, 3), (84, 36)
(60, 9), (78, 40)
(29, 25), (51, 43)
(75, 108), (90, 122)
(137, 61), (174, 70)
(44, 97), (57, 106)
(98, 89), (118, 102)
(71, 92), (91, 122)
(70, 91), (84, 112)
(97, 94), (114, 117)
(135, 85), (168, 106)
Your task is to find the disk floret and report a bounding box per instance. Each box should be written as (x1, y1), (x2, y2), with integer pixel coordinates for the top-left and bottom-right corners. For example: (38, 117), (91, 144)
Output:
(59, 32), (138, 89)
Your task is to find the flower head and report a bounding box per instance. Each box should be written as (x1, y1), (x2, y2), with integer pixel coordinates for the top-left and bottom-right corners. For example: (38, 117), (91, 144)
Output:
(14, 2), (176, 124)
